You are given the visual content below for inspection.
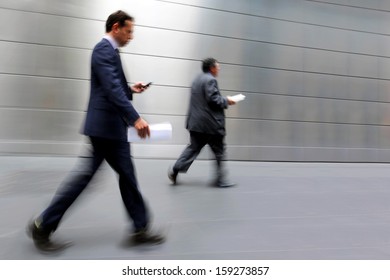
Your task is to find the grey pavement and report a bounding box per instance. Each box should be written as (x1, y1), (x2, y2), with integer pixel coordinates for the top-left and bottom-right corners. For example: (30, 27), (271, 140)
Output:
(1, 156), (390, 260)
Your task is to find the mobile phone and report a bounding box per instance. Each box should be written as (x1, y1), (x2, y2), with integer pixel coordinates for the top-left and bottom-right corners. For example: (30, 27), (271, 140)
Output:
(143, 82), (152, 88)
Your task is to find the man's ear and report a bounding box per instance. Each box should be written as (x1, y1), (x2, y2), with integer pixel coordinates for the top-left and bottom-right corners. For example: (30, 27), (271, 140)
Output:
(112, 22), (119, 33)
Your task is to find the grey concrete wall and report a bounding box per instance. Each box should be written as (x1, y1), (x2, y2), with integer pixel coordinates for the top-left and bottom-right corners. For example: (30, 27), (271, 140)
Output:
(1, 0), (390, 162)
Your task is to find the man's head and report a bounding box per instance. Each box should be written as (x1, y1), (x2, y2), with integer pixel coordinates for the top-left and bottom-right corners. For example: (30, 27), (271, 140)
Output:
(202, 58), (220, 77)
(105, 10), (134, 47)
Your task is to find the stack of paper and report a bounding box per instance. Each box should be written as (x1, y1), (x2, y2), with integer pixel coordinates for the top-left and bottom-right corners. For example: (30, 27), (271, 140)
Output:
(127, 122), (173, 142)
(230, 94), (246, 102)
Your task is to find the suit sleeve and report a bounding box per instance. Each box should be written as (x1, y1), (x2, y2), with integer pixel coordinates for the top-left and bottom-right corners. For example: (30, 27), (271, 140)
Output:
(92, 45), (140, 126)
(205, 79), (228, 109)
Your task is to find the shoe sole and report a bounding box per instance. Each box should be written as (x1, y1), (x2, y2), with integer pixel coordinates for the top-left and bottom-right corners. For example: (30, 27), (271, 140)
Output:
(35, 241), (73, 253)
(132, 239), (165, 246)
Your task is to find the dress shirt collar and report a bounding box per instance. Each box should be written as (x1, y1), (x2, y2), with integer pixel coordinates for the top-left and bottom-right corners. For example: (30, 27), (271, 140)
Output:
(103, 34), (119, 51)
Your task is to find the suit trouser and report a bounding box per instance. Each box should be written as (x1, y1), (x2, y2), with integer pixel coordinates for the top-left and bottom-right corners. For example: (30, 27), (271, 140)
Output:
(173, 131), (227, 181)
(38, 136), (148, 232)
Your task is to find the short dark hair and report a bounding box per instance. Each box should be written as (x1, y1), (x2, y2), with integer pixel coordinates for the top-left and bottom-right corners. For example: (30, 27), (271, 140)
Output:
(105, 10), (134, 33)
(202, 58), (218, 73)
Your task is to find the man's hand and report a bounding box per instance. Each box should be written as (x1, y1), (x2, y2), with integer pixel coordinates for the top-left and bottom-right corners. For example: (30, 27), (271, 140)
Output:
(227, 96), (237, 105)
(134, 118), (150, 139)
(131, 82), (148, 93)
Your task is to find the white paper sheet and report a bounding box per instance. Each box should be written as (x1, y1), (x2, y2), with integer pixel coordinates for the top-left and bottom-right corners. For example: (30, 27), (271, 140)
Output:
(127, 122), (172, 142)
(230, 94), (246, 102)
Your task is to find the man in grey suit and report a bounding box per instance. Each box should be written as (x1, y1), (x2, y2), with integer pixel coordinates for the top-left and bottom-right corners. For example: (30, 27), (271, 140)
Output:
(27, 10), (164, 252)
(169, 58), (236, 187)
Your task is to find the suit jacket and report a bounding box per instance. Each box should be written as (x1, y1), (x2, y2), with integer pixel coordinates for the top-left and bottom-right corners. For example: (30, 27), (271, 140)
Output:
(83, 38), (140, 141)
(186, 72), (228, 136)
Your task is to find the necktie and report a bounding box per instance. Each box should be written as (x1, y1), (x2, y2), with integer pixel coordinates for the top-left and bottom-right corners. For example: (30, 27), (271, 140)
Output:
(115, 48), (122, 66)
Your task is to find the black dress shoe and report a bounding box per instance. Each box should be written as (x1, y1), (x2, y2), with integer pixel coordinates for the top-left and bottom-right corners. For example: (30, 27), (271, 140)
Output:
(168, 166), (178, 185)
(132, 228), (165, 245)
(27, 220), (72, 253)
(215, 181), (236, 188)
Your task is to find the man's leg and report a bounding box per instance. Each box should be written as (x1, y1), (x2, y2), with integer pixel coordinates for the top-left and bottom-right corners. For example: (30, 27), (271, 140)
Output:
(38, 147), (104, 231)
(29, 143), (104, 251)
(94, 138), (148, 230)
(208, 135), (235, 188)
(93, 138), (163, 244)
(170, 131), (207, 183)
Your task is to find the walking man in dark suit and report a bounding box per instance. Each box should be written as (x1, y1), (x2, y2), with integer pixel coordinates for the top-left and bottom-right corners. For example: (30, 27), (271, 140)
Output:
(27, 10), (164, 252)
(168, 58), (236, 188)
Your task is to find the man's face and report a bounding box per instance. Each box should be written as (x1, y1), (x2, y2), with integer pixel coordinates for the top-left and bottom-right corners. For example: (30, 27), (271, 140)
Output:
(210, 62), (220, 77)
(113, 20), (134, 47)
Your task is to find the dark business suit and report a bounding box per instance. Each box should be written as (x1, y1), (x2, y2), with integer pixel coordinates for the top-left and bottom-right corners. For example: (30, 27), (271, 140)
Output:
(38, 38), (149, 232)
(173, 72), (229, 183)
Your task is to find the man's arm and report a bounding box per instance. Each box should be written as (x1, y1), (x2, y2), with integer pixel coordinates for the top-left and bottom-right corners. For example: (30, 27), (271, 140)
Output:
(205, 79), (236, 109)
(92, 45), (140, 126)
